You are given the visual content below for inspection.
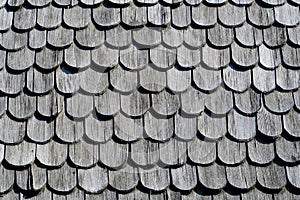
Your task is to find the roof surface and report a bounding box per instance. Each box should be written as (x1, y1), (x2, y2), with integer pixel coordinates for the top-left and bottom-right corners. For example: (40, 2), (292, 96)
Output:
(0, 0), (299, 199)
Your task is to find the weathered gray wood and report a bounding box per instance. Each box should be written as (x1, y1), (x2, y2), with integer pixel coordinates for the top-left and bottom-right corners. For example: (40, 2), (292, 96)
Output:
(205, 86), (233, 115)
(182, 191), (211, 200)
(160, 138), (187, 165)
(148, 3), (170, 26)
(93, 6), (120, 27)
(5, 141), (35, 166)
(282, 44), (300, 68)
(264, 90), (294, 113)
(0, 7), (13, 31)
(257, 106), (282, 138)
(213, 192), (239, 200)
(0, 143), (3, 163)
(140, 166), (169, 191)
(276, 137), (300, 163)
(256, 163), (286, 190)
(172, 4), (190, 28)
(99, 140), (128, 169)
(78, 166), (108, 193)
(247, 2), (274, 27)
(218, 3), (246, 27)
(234, 88), (261, 115)
(208, 23), (233, 47)
(79, 68), (108, 94)
(247, 139), (275, 165)
(0, 49), (5, 70)
(27, 67), (54, 94)
(263, 26), (287, 48)
(223, 66), (251, 92)
(167, 67), (191, 92)
(13, 7), (36, 30)
(48, 164), (76, 192)
(64, 44), (91, 69)
(0, 165), (14, 193)
(198, 112), (226, 140)
(283, 108), (300, 138)
(259, 44), (281, 69)
(150, 45), (176, 69)
(122, 4), (147, 27)
(120, 45), (148, 70)
(36, 140), (67, 167)
(184, 26), (206, 48)
(162, 27), (183, 47)
(47, 26), (73, 48)
(197, 163), (226, 190)
(29, 29), (46, 49)
(181, 86), (205, 115)
(231, 42), (258, 67)
(0, 68), (25, 95)
(85, 114), (113, 142)
(55, 67), (80, 94)
(37, 90), (63, 117)
(119, 189), (148, 200)
(151, 90), (180, 116)
(192, 4), (217, 26)
(7, 47), (34, 71)
(8, 92), (36, 120)
(252, 66), (276, 93)
(188, 139), (216, 165)
(228, 110), (256, 141)
(0, 30), (27, 50)
(64, 6), (90, 28)
(144, 111), (173, 141)
(0, 96), (6, 117)
(276, 65), (299, 90)
(7, 0), (24, 7)
(139, 65), (166, 92)
(294, 90), (300, 110)
(120, 90), (149, 116)
(114, 113), (143, 141)
(108, 165), (139, 191)
(54, 0), (78, 6)
(218, 137), (246, 165)
(202, 45), (230, 69)
(286, 165), (300, 189)
(235, 23), (263, 47)
(260, 0), (284, 5)
(226, 161), (256, 189)
(76, 24), (104, 48)
(110, 65), (137, 92)
(85, 189), (117, 200)
(55, 113), (84, 143)
(171, 164), (197, 191)
(175, 114), (197, 140)
(288, 26), (300, 46)
(31, 164), (47, 190)
(274, 188), (300, 200)
(92, 45), (118, 68)
(95, 89), (120, 116)
(66, 93), (93, 118)
(37, 4), (62, 29)
(275, 4), (300, 26)
(16, 168), (30, 190)
(0, 114), (25, 144)
(36, 47), (63, 70)
(130, 139), (159, 166)
(80, 0), (102, 5)
(106, 25), (131, 48)
(133, 27), (161, 47)
(69, 139), (98, 167)
(27, 116), (54, 143)
(177, 45), (201, 68)
(27, 0), (51, 6)
(193, 65), (221, 91)
(242, 188), (272, 200)
(185, 0), (202, 5)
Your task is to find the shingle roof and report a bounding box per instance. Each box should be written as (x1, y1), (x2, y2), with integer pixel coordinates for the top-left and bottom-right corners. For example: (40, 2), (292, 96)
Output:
(0, 0), (299, 199)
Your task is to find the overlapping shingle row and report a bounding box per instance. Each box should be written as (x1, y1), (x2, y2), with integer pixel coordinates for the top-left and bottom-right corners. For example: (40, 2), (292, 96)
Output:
(0, 0), (299, 199)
